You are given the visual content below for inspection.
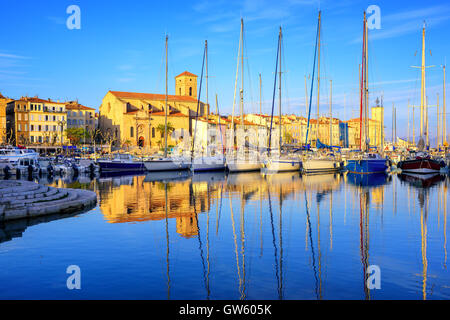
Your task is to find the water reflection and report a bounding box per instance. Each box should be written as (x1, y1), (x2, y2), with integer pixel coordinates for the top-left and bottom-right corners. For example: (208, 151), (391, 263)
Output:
(0, 171), (448, 299)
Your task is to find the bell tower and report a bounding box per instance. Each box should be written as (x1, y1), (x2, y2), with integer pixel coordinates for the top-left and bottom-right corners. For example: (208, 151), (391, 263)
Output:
(175, 71), (197, 99)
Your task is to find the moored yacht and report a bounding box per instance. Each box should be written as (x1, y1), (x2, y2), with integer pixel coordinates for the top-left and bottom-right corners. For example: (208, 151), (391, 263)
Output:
(302, 152), (341, 174)
(345, 153), (388, 174)
(0, 147), (39, 162)
(191, 154), (226, 172)
(144, 156), (190, 171)
(397, 151), (444, 174)
(97, 154), (145, 173)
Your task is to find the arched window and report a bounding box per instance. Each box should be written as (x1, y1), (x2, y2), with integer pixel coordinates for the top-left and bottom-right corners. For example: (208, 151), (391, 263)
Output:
(152, 127), (155, 138)
(130, 126), (134, 137)
(189, 87), (192, 96)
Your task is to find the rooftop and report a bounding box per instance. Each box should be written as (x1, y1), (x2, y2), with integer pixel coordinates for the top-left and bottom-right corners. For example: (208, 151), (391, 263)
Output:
(109, 91), (199, 103)
(176, 71), (197, 78)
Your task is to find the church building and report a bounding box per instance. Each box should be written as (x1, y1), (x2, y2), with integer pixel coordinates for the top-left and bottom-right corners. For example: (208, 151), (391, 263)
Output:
(98, 71), (209, 151)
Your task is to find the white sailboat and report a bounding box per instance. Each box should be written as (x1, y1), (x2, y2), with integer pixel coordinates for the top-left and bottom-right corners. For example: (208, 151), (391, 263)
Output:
(302, 11), (340, 174)
(226, 19), (262, 173)
(144, 35), (190, 172)
(191, 40), (227, 172)
(264, 27), (301, 172)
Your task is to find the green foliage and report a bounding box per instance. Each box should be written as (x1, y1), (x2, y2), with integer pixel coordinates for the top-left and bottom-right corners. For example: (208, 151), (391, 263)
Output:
(65, 127), (90, 145)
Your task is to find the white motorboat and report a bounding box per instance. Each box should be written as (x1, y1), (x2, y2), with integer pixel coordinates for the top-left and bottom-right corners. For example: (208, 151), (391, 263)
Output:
(15, 157), (40, 176)
(144, 156), (190, 171)
(97, 154), (145, 173)
(0, 147), (39, 163)
(38, 158), (54, 175)
(263, 155), (302, 172)
(302, 153), (341, 174)
(191, 155), (226, 172)
(0, 159), (15, 176)
(227, 160), (262, 172)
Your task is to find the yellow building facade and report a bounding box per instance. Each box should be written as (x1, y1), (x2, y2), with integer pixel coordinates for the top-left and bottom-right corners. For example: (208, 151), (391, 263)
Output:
(99, 71), (209, 152)
(0, 92), (13, 145)
(6, 97), (68, 146)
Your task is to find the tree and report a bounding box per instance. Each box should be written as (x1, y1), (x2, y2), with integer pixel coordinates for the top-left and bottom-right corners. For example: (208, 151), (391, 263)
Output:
(121, 138), (132, 152)
(65, 127), (90, 146)
(100, 128), (117, 153)
(156, 122), (175, 151)
(283, 130), (293, 144)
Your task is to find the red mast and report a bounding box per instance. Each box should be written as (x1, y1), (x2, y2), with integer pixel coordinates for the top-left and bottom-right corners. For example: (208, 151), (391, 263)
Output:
(359, 12), (366, 151)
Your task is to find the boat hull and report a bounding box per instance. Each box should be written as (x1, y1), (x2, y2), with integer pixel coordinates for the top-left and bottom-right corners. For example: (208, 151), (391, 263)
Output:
(227, 161), (261, 172)
(345, 159), (388, 174)
(264, 158), (301, 172)
(97, 161), (145, 172)
(144, 159), (190, 171)
(191, 156), (226, 172)
(397, 159), (443, 174)
(302, 159), (340, 174)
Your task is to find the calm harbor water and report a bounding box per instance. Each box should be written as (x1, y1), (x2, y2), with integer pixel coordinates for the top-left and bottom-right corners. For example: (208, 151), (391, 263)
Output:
(0, 171), (449, 300)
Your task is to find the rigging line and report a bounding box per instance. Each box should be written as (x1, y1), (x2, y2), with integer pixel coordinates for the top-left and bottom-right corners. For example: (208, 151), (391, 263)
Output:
(268, 30), (281, 154)
(305, 191), (320, 300)
(192, 186), (210, 300)
(268, 188), (281, 300)
(305, 13), (321, 146)
(229, 195), (244, 299)
(191, 44), (207, 159)
(155, 39), (166, 93)
(243, 30), (256, 115)
(216, 184), (223, 235)
(281, 36), (291, 117)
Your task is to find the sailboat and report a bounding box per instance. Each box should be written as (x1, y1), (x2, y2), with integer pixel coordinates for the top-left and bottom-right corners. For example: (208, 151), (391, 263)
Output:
(227, 19), (262, 173)
(345, 12), (388, 174)
(303, 11), (341, 174)
(191, 40), (227, 172)
(398, 24), (446, 174)
(144, 35), (191, 172)
(264, 27), (302, 172)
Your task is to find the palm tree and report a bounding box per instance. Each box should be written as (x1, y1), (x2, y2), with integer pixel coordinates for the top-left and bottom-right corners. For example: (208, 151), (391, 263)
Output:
(156, 122), (175, 151)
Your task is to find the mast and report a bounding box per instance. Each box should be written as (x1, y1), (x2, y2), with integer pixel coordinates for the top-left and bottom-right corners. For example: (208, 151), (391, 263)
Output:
(437, 93), (440, 148)
(359, 12), (366, 151)
(381, 94), (384, 151)
(426, 96), (429, 146)
(316, 11), (321, 146)
(205, 40), (209, 145)
(365, 19), (369, 150)
(164, 35), (168, 158)
(329, 79), (332, 145)
(240, 19), (244, 126)
(408, 99), (410, 143)
(305, 11), (320, 148)
(421, 24), (426, 138)
(443, 65), (447, 146)
(206, 40), (208, 119)
(259, 73), (262, 115)
(305, 75), (309, 117)
(279, 26), (282, 154)
(230, 20), (243, 149)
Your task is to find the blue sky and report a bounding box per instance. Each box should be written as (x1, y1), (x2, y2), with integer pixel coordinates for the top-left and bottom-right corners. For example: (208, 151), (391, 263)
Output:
(1, 0), (449, 140)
